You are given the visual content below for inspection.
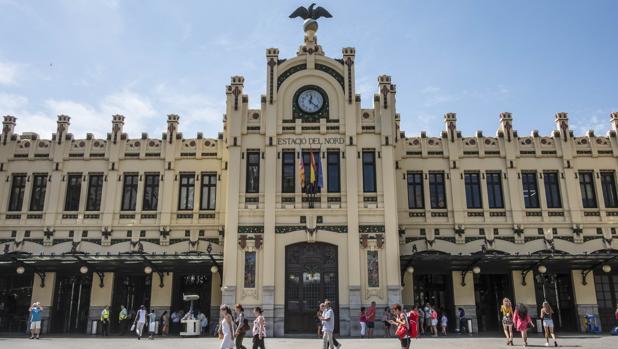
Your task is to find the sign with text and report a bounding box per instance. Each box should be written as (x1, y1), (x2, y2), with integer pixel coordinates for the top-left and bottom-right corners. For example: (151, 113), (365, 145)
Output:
(277, 137), (345, 146)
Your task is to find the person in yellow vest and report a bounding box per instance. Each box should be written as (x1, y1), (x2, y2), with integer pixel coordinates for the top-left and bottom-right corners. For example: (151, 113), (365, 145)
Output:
(119, 305), (129, 336)
(100, 305), (110, 336)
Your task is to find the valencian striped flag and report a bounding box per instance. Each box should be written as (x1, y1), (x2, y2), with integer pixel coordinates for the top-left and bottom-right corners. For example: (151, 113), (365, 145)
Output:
(299, 156), (305, 188)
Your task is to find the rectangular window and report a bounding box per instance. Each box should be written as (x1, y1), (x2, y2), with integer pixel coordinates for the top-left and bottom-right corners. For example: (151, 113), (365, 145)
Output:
(64, 174), (82, 211)
(246, 151), (260, 193)
(601, 172), (618, 208)
(244, 251), (256, 288)
(178, 173), (195, 210)
(486, 172), (504, 209)
(579, 171), (597, 208)
(522, 172), (540, 209)
(142, 174), (159, 211)
(367, 250), (379, 288)
(428, 172), (446, 209)
(464, 172), (482, 209)
(200, 173), (217, 210)
(362, 151), (376, 193)
(121, 174), (138, 211)
(8, 174), (26, 212)
(407, 172), (424, 209)
(543, 172), (562, 209)
(86, 174), (104, 211)
(281, 151), (295, 193)
(326, 151), (340, 193)
(29, 174), (48, 211)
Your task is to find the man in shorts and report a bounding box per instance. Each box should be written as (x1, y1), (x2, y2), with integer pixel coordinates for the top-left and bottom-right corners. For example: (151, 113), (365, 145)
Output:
(29, 302), (44, 339)
(366, 301), (376, 338)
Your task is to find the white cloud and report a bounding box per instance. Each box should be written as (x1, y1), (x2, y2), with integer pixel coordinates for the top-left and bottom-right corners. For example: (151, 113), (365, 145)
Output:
(0, 61), (22, 85)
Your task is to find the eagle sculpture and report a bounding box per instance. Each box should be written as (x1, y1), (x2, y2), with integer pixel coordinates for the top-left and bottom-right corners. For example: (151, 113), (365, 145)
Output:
(289, 3), (333, 20)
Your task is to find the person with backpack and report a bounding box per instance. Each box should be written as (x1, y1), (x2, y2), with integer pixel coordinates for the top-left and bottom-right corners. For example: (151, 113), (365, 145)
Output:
(235, 304), (248, 349)
(407, 305), (419, 339)
(389, 304), (410, 349)
(513, 303), (534, 347)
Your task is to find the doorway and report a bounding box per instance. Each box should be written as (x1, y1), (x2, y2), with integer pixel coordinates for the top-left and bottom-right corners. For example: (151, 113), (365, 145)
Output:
(594, 272), (618, 332)
(474, 274), (513, 332)
(110, 273), (151, 333)
(413, 274), (454, 330)
(285, 242), (338, 334)
(534, 272), (576, 331)
(0, 273), (33, 333)
(51, 273), (92, 333)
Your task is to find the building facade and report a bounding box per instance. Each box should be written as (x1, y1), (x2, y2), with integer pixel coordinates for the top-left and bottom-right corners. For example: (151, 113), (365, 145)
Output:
(1, 19), (618, 336)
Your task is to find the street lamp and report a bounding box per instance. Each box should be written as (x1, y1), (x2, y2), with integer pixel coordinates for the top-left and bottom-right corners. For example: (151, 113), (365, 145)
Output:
(79, 265), (89, 274)
(602, 264), (612, 273)
(472, 266), (481, 274)
(537, 265), (547, 274)
(16, 266), (25, 274)
(406, 266), (415, 274)
(144, 265), (153, 274)
(210, 265), (219, 274)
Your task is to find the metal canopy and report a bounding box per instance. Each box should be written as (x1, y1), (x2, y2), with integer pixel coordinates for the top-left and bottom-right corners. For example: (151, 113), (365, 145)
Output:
(401, 251), (618, 273)
(0, 251), (223, 273)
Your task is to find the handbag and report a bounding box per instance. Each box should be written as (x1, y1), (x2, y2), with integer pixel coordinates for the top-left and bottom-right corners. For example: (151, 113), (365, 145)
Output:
(395, 313), (409, 338)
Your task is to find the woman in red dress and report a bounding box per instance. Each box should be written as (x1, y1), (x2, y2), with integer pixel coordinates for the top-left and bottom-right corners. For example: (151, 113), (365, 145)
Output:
(513, 303), (535, 347)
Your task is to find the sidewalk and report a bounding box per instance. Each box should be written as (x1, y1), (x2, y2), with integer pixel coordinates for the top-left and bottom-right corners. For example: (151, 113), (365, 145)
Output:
(0, 334), (614, 349)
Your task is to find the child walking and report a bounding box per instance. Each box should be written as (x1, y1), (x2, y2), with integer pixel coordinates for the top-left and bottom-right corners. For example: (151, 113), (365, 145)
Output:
(360, 306), (367, 338)
(440, 310), (448, 336)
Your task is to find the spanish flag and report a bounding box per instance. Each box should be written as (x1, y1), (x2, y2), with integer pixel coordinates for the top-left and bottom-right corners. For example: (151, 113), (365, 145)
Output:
(309, 152), (317, 185)
(299, 156), (305, 188)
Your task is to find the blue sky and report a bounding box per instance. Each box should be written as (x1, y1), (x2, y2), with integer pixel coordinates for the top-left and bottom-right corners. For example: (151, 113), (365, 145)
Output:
(0, 0), (617, 139)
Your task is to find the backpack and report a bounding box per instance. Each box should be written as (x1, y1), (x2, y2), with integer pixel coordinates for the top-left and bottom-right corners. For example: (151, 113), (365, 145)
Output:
(407, 311), (418, 338)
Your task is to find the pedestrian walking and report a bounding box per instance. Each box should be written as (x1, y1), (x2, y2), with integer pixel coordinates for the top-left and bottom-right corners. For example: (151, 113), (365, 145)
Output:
(382, 306), (392, 337)
(171, 310), (180, 335)
(148, 309), (157, 340)
(321, 301), (335, 349)
(235, 304), (248, 349)
(315, 305), (323, 337)
(28, 302), (43, 340)
(252, 306), (266, 349)
(417, 305), (425, 335)
(119, 305), (128, 335)
(198, 311), (208, 336)
(133, 305), (147, 340)
(513, 303), (534, 347)
(407, 305), (419, 339)
(99, 305), (110, 336)
(501, 298), (514, 346)
(160, 310), (169, 336)
(219, 304), (235, 349)
(540, 301), (558, 347)
(389, 304), (410, 349)
(359, 306), (367, 338)
(430, 305), (438, 336)
(366, 301), (376, 338)
(423, 303), (432, 334)
(440, 310), (448, 336)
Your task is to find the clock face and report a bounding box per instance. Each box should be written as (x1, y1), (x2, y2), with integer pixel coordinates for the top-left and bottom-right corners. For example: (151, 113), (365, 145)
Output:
(297, 89), (324, 114)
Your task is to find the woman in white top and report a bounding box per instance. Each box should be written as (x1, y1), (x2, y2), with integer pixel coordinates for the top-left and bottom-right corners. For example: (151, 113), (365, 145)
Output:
(219, 305), (235, 349)
(252, 307), (266, 349)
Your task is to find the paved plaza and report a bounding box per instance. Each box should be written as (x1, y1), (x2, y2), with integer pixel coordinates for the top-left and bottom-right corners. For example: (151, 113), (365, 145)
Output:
(0, 335), (616, 349)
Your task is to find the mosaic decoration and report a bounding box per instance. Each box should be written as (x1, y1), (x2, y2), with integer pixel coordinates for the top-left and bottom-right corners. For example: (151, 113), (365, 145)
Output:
(244, 251), (257, 288)
(277, 64), (307, 90)
(367, 250), (379, 288)
(359, 225), (385, 233)
(238, 226), (264, 234)
(315, 63), (344, 89)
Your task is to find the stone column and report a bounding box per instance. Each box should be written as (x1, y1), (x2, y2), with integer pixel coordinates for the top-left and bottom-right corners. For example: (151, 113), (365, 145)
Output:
(210, 272), (222, 331)
(150, 272), (173, 314)
(512, 270), (538, 322)
(402, 272), (414, 309)
(452, 271), (477, 333)
(571, 270), (600, 332)
(87, 272), (114, 334)
(30, 272), (56, 334)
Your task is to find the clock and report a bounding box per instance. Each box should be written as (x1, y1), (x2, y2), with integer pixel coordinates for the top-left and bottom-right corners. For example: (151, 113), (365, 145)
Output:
(297, 89), (324, 114)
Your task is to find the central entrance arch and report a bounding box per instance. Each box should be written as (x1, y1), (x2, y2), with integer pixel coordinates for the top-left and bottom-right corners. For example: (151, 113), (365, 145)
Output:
(285, 242), (338, 334)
